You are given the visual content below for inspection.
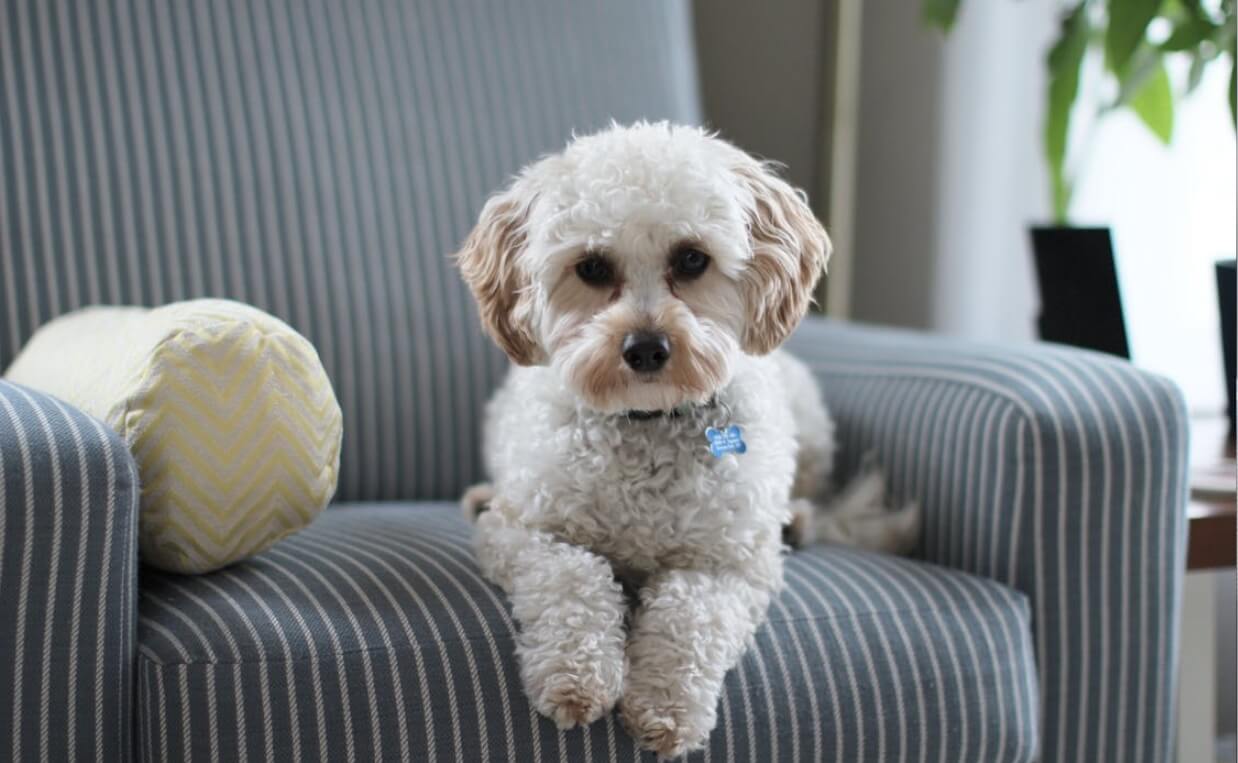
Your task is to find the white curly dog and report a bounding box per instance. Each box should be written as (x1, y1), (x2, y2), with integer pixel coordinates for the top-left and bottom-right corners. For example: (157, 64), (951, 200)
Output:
(456, 122), (919, 758)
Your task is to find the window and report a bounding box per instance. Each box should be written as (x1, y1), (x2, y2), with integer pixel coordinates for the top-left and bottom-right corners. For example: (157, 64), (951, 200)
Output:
(1071, 57), (1236, 413)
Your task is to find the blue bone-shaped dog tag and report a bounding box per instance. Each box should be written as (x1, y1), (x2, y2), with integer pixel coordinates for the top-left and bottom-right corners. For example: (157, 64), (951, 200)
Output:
(705, 425), (747, 458)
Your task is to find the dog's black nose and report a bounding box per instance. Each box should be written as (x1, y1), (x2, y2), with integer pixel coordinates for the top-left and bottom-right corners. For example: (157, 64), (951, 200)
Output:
(622, 332), (670, 372)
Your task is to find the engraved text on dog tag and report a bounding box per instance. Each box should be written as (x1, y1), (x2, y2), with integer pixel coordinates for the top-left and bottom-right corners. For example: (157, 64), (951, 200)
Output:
(705, 425), (747, 458)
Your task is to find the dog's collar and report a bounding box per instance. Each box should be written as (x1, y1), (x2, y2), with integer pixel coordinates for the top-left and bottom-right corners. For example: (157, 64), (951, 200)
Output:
(621, 396), (718, 421)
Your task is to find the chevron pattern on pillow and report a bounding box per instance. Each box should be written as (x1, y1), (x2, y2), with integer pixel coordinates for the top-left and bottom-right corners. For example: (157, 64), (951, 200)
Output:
(5, 299), (343, 573)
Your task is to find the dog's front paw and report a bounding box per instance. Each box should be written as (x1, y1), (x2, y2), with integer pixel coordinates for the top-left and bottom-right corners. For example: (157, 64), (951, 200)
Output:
(531, 670), (621, 729)
(506, 546), (630, 730)
(620, 686), (712, 759)
(620, 697), (707, 759)
(520, 640), (626, 730)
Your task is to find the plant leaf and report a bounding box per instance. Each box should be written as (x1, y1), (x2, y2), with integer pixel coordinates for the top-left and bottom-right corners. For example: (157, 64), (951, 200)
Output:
(1161, 0), (1219, 50)
(1114, 45), (1163, 106)
(1107, 0), (1165, 74)
(1230, 15), (1237, 126)
(1230, 55), (1236, 126)
(922, 0), (962, 32)
(1219, 9), (1238, 127)
(1161, 15), (1216, 51)
(1186, 49), (1207, 92)
(1129, 62), (1175, 142)
(1045, 5), (1090, 223)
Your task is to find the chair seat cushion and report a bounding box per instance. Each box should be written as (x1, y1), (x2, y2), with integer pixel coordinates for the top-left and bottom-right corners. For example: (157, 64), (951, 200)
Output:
(136, 503), (1039, 762)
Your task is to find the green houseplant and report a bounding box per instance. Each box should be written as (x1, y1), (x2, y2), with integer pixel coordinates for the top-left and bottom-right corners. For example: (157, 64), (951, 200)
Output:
(925, 0), (1236, 221)
(924, 0), (1236, 361)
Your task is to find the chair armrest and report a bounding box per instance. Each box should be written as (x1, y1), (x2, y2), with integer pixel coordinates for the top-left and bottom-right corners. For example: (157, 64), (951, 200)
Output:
(786, 317), (1189, 763)
(0, 381), (140, 761)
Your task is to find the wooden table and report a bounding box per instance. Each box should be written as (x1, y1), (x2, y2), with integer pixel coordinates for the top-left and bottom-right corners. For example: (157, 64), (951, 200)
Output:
(1187, 416), (1236, 570)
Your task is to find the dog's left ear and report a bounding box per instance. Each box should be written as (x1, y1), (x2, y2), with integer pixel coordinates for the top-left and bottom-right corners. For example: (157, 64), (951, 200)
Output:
(733, 160), (832, 355)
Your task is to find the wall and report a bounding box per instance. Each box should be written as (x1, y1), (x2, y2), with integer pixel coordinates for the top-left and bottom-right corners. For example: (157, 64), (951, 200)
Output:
(692, 0), (864, 314)
(691, 0), (830, 204)
(696, 2), (1053, 337)
(850, 3), (1054, 339)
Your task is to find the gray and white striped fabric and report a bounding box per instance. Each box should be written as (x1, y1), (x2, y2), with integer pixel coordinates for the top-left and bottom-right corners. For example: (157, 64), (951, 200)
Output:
(0, 0), (701, 503)
(137, 502), (1038, 762)
(0, 381), (141, 763)
(786, 318), (1190, 763)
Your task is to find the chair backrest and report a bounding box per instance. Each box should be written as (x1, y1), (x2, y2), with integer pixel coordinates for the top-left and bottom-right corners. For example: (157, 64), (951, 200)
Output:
(0, 0), (701, 501)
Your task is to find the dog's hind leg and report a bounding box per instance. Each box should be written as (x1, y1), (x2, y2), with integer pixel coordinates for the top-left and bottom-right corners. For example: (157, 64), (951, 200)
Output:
(774, 351), (921, 555)
(776, 352), (837, 502)
(777, 353), (839, 549)
(797, 469), (922, 554)
(460, 482), (496, 521)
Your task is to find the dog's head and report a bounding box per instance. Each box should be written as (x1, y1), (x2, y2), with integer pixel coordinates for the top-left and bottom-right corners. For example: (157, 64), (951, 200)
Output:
(456, 122), (830, 413)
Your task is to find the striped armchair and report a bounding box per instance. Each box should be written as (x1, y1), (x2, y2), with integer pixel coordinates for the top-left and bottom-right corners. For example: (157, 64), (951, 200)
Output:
(0, 1), (1188, 761)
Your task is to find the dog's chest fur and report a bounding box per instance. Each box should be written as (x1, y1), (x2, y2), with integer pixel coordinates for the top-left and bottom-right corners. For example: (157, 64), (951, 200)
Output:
(485, 355), (799, 574)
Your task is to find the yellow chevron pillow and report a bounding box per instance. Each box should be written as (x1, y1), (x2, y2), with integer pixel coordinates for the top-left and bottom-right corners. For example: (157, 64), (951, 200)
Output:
(5, 299), (343, 574)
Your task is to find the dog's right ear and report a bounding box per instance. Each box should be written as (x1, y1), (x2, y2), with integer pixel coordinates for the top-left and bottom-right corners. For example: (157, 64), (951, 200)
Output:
(455, 183), (543, 365)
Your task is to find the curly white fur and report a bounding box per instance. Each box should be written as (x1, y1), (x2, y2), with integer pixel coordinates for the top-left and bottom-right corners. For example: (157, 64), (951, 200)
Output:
(456, 122), (918, 758)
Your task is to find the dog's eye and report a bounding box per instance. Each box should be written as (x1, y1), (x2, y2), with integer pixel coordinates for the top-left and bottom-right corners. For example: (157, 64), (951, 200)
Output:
(575, 254), (615, 286)
(671, 247), (710, 280)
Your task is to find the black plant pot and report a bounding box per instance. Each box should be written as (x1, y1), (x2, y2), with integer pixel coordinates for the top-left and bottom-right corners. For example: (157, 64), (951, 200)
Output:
(1029, 226), (1131, 358)
(1216, 259), (1235, 434)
